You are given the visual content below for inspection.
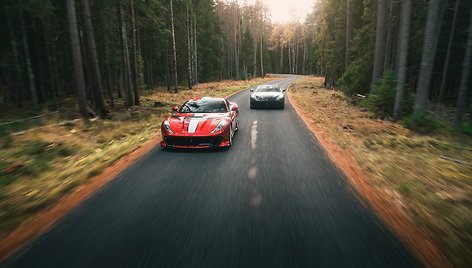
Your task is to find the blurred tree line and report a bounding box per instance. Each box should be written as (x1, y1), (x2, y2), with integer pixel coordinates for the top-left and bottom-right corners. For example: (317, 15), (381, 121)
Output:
(304, 0), (472, 126)
(1, 0), (471, 125)
(0, 0), (267, 117)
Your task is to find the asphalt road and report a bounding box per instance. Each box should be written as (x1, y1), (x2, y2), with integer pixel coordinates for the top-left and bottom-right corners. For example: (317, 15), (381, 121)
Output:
(4, 76), (420, 267)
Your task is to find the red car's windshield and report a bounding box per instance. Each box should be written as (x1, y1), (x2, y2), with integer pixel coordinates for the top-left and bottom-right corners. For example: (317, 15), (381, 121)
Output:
(180, 99), (228, 113)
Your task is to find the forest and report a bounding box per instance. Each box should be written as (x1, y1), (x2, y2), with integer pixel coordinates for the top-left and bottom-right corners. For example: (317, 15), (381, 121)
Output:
(1, 0), (471, 127)
(1, 0), (472, 266)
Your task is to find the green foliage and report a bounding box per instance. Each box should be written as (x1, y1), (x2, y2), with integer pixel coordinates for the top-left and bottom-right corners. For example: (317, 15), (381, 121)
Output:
(338, 0), (375, 95)
(0, 127), (12, 149)
(23, 140), (50, 155)
(360, 70), (397, 116)
(242, 28), (254, 74)
(403, 112), (447, 134)
(315, 0), (348, 81)
(194, 0), (224, 82)
(358, 70), (415, 117)
(338, 58), (371, 95)
(455, 123), (472, 136)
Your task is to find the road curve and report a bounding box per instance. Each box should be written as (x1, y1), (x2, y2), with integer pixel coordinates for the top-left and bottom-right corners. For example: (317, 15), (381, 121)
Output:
(3, 76), (420, 267)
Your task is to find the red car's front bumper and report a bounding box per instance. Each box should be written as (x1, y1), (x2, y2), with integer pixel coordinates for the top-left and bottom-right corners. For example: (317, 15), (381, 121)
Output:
(160, 130), (231, 149)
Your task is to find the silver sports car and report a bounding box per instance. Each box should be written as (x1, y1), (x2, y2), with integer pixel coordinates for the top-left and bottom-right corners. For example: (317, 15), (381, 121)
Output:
(250, 85), (286, 109)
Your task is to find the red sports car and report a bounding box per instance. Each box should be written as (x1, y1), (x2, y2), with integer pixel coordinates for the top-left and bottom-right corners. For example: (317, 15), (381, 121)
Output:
(160, 97), (239, 149)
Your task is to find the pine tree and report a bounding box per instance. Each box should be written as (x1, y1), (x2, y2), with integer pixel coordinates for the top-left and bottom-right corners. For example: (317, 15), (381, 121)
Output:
(453, 6), (472, 126)
(371, 0), (388, 88)
(393, 0), (412, 120)
(130, 0), (140, 105)
(414, 0), (441, 115)
(438, 0), (460, 103)
(65, 0), (88, 117)
(80, 0), (106, 117)
(169, 0), (178, 92)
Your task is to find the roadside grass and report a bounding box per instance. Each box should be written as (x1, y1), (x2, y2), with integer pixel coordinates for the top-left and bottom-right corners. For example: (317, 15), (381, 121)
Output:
(289, 76), (472, 267)
(0, 76), (277, 239)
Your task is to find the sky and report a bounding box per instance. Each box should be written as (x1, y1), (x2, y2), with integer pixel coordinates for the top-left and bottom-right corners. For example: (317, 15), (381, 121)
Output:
(239, 0), (316, 23)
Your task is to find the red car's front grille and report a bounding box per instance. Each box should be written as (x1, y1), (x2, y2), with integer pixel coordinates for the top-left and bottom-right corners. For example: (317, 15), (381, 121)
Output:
(165, 136), (222, 147)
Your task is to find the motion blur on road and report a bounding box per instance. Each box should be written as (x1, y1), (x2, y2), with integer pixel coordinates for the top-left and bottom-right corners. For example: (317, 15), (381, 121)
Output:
(4, 77), (419, 267)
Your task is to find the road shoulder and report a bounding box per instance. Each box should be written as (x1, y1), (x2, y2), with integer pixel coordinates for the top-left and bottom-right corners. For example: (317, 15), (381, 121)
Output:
(287, 77), (452, 268)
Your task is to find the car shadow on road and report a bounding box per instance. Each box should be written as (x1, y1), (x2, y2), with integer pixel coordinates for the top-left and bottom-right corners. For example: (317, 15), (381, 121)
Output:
(160, 147), (231, 154)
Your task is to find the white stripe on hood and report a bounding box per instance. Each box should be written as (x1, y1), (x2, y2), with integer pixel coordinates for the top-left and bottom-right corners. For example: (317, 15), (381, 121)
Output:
(188, 119), (200, 133)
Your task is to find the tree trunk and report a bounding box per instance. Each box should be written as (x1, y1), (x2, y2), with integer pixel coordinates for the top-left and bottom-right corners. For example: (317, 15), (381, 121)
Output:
(51, 40), (62, 97)
(430, 1), (446, 99)
(118, 1), (134, 107)
(170, 0), (178, 92)
(289, 46), (292, 74)
(187, 3), (193, 89)
(260, 33), (264, 77)
(453, 6), (472, 125)
(253, 40), (257, 78)
(42, 24), (58, 99)
(393, 0), (412, 120)
(165, 45), (171, 91)
(5, 4), (23, 104)
(280, 45), (284, 73)
(345, 0), (352, 70)
(414, 0), (441, 115)
(371, 0), (388, 88)
(148, 46), (154, 89)
(193, 12), (198, 84)
(438, 0), (460, 103)
(130, 0), (140, 105)
(105, 41), (114, 108)
(234, 29), (238, 79)
(33, 23), (46, 103)
(296, 38), (299, 74)
(80, 0), (106, 117)
(65, 0), (88, 117)
(384, 0), (396, 71)
(234, 12), (239, 80)
(20, 13), (39, 110)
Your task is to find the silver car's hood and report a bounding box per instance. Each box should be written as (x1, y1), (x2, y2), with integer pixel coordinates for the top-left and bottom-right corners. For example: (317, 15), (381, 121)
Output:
(251, 92), (284, 99)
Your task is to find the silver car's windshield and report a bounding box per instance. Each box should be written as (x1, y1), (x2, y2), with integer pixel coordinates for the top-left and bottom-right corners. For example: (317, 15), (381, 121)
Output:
(255, 86), (281, 93)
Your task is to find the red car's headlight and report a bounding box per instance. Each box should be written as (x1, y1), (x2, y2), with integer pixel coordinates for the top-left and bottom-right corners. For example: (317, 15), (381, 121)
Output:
(210, 121), (227, 133)
(163, 120), (174, 134)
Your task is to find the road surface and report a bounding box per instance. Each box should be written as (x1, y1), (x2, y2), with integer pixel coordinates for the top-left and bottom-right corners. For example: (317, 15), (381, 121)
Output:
(4, 76), (420, 267)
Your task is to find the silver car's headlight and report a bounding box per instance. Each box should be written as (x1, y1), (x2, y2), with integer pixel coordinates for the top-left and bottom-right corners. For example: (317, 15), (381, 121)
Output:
(276, 94), (284, 100)
(210, 121), (227, 133)
(163, 120), (174, 134)
(251, 94), (261, 101)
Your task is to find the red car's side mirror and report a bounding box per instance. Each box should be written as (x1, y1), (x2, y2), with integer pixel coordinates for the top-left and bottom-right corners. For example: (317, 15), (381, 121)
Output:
(230, 103), (239, 111)
(172, 106), (179, 112)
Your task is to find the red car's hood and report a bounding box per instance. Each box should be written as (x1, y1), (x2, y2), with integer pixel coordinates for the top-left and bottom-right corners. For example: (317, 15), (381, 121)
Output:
(167, 113), (230, 134)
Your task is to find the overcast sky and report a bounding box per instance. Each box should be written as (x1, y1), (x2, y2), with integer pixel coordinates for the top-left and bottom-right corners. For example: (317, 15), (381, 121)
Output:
(239, 0), (315, 23)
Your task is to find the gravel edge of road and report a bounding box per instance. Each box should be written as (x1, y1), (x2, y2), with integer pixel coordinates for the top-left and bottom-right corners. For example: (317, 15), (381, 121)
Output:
(286, 86), (453, 268)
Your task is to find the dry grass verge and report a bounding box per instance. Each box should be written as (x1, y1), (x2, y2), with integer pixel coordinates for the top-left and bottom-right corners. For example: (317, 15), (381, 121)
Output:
(0, 76), (277, 243)
(289, 76), (471, 267)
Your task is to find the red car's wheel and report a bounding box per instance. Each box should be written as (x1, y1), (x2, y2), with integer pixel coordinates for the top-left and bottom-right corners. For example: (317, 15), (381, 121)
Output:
(228, 125), (233, 147)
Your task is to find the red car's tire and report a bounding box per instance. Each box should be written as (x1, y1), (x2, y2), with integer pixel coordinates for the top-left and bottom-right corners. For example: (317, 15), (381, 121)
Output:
(228, 125), (233, 147)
